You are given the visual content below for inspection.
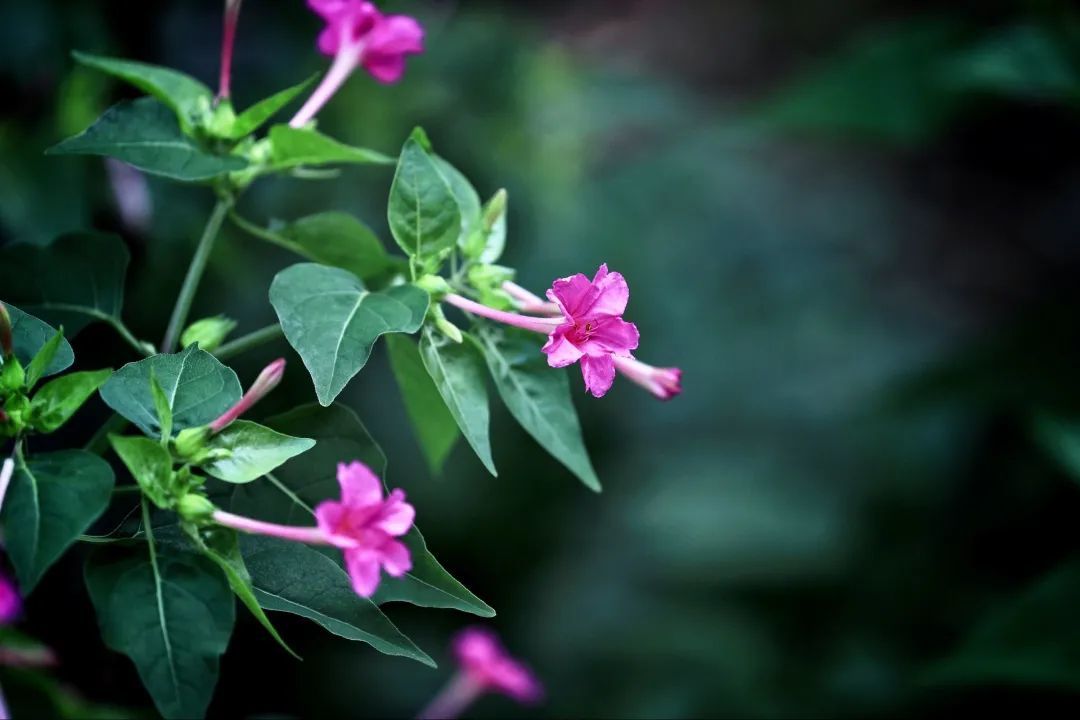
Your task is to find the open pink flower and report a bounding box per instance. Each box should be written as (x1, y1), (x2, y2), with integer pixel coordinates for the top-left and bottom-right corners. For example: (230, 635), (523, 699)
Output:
(291, 1), (424, 126)
(542, 264), (640, 398)
(453, 627), (543, 703)
(314, 461), (415, 597)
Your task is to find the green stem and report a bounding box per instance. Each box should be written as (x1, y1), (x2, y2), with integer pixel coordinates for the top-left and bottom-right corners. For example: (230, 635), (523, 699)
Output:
(85, 413), (130, 455)
(214, 324), (284, 361)
(162, 198), (232, 353)
(107, 316), (153, 357)
(229, 210), (304, 255)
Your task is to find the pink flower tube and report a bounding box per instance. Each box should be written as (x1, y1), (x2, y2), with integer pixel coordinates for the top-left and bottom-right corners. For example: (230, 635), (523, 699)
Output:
(209, 358), (286, 434)
(418, 627), (543, 719)
(212, 460), (414, 597)
(218, 0), (244, 100)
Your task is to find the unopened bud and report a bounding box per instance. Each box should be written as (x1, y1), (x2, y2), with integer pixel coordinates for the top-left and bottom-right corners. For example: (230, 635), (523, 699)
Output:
(174, 426), (212, 461)
(415, 274), (452, 298)
(177, 493), (217, 522)
(209, 358), (286, 434)
(431, 305), (463, 343)
(482, 189), (507, 233)
(181, 315), (237, 353)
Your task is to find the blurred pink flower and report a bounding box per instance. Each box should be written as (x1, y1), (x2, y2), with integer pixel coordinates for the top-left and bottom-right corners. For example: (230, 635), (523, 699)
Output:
(291, 1), (424, 126)
(453, 627), (543, 703)
(613, 356), (682, 400)
(0, 571), (20, 625)
(542, 264), (640, 397)
(212, 460), (414, 598)
(209, 358), (286, 434)
(314, 461), (414, 597)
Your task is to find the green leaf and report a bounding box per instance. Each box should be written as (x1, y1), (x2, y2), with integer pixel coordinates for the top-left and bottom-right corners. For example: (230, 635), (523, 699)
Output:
(419, 327), (496, 476)
(269, 263), (429, 406)
(72, 50), (213, 132)
(385, 334), (459, 475)
(241, 535), (434, 666)
(471, 325), (600, 491)
(432, 156), (481, 250)
(101, 345), (243, 437)
(267, 212), (395, 282)
(150, 372), (174, 442)
(189, 527), (299, 660)
(30, 369), (112, 433)
(478, 190), (509, 264)
(47, 98), (246, 182)
(1, 450), (114, 592)
(231, 403), (494, 616)
(3, 304), (73, 378)
(268, 125), (393, 170)
(84, 540), (234, 719)
(203, 420), (315, 484)
(24, 328), (65, 389)
(0, 233), (128, 336)
(108, 435), (174, 508)
(388, 129), (462, 259)
(223, 74), (318, 140)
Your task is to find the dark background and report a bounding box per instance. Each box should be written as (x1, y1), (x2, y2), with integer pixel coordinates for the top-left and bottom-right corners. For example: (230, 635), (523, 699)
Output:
(3, 0), (1080, 717)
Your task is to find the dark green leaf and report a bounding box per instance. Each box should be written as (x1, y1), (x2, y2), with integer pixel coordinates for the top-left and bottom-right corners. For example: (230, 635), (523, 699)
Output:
(48, 98), (246, 182)
(268, 125), (393, 170)
(231, 403), (493, 616)
(419, 327), (496, 476)
(269, 212), (395, 281)
(385, 334), (459, 475)
(3, 304), (73, 378)
(387, 129), (462, 258)
(30, 369), (112, 433)
(101, 345), (243, 437)
(472, 325), (600, 491)
(269, 263), (428, 406)
(223, 74), (318, 140)
(1, 450), (114, 592)
(203, 420), (315, 484)
(108, 435), (173, 508)
(24, 328), (65, 389)
(0, 233), (128, 336)
(72, 50), (212, 131)
(432, 156), (481, 250)
(241, 535), (433, 666)
(151, 372), (174, 442)
(84, 541), (234, 719)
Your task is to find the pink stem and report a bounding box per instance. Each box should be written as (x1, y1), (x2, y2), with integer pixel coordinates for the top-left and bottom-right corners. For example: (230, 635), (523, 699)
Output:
(289, 41), (362, 128)
(212, 510), (332, 545)
(417, 672), (485, 720)
(443, 294), (562, 335)
(218, 0), (243, 100)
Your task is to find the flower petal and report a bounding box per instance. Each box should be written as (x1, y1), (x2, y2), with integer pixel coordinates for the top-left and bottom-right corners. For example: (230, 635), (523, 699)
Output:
(580, 354), (616, 398)
(361, 53), (407, 84)
(546, 273), (597, 319)
(366, 15), (424, 54)
(344, 548), (383, 597)
(374, 489), (416, 536)
(378, 538), (412, 576)
(314, 501), (358, 548)
(585, 316), (639, 356)
(337, 461), (383, 507)
(542, 330), (584, 368)
(589, 265), (630, 317)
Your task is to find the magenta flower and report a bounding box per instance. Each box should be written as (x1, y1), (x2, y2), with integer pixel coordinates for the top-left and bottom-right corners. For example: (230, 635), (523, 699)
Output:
(290, 1), (424, 127)
(542, 264), (640, 398)
(313, 461), (415, 596)
(209, 358), (286, 434)
(419, 627), (543, 719)
(211, 459), (414, 598)
(0, 571), (20, 625)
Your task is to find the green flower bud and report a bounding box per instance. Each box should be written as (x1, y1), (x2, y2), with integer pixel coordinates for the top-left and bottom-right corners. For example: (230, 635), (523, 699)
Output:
(415, 274), (452, 298)
(431, 305), (463, 343)
(174, 426), (211, 461)
(0, 355), (25, 394)
(482, 188), (508, 233)
(177, 493), (217, 523)
(181, 315), (237, 353)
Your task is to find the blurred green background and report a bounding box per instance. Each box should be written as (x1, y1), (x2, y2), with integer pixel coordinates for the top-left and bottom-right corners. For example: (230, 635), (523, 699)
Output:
(4, 0), (1080, 717)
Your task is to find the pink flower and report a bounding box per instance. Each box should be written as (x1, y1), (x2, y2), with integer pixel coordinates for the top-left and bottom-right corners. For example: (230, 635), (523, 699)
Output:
(209, 358), (286, 434)
(0, 571), (20, 625)
(314, 461), (415, 597)
(542, 264), (640, 398)
(453, 627), (544, 703)
(291, 1), (424, 126)
(613, 356), (682, 400)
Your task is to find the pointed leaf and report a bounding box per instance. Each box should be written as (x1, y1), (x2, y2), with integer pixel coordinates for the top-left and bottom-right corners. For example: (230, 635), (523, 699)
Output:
(108, 435), (174, 508)
(150, 372), (174, 442)
(1, 450), (114, 592)
(269, 263), (428, 406)
(266, 212), (395, 282)
(432, 156), (481, 250)
(268, 125), (393, 170)
(24, 328), (65, 389)
(471, 325), (600, 491)
(388, 129), (462, 258)
(385, 334), (459, 474)
(240, 535), (434, 665)
(48, 99), (246, 182)
(225, 74), (318, 140)
(84, 541), (234, 719)
(72, 50), (212, 131)
(3, 304), (73, 378)
(30, 369), (112, 433)
(203, 420), (315, 484)
(101, 346), (243, 437)
(419, 327), (496, 476)
(0, 233), (128, 336)
(231, 403), (494, 616)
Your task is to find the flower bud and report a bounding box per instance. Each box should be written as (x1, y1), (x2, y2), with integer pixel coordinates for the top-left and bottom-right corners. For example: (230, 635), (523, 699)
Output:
(181, 315), (237, 353)
(431, 305), (463, 343)
(174, 426), (212, 461)
(177, 493), (217, 522)
(482, 189), (507, 234)
(209, 359), (286, 434)
(415, 274), (452, 298)
(0, 355), (25, 394)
